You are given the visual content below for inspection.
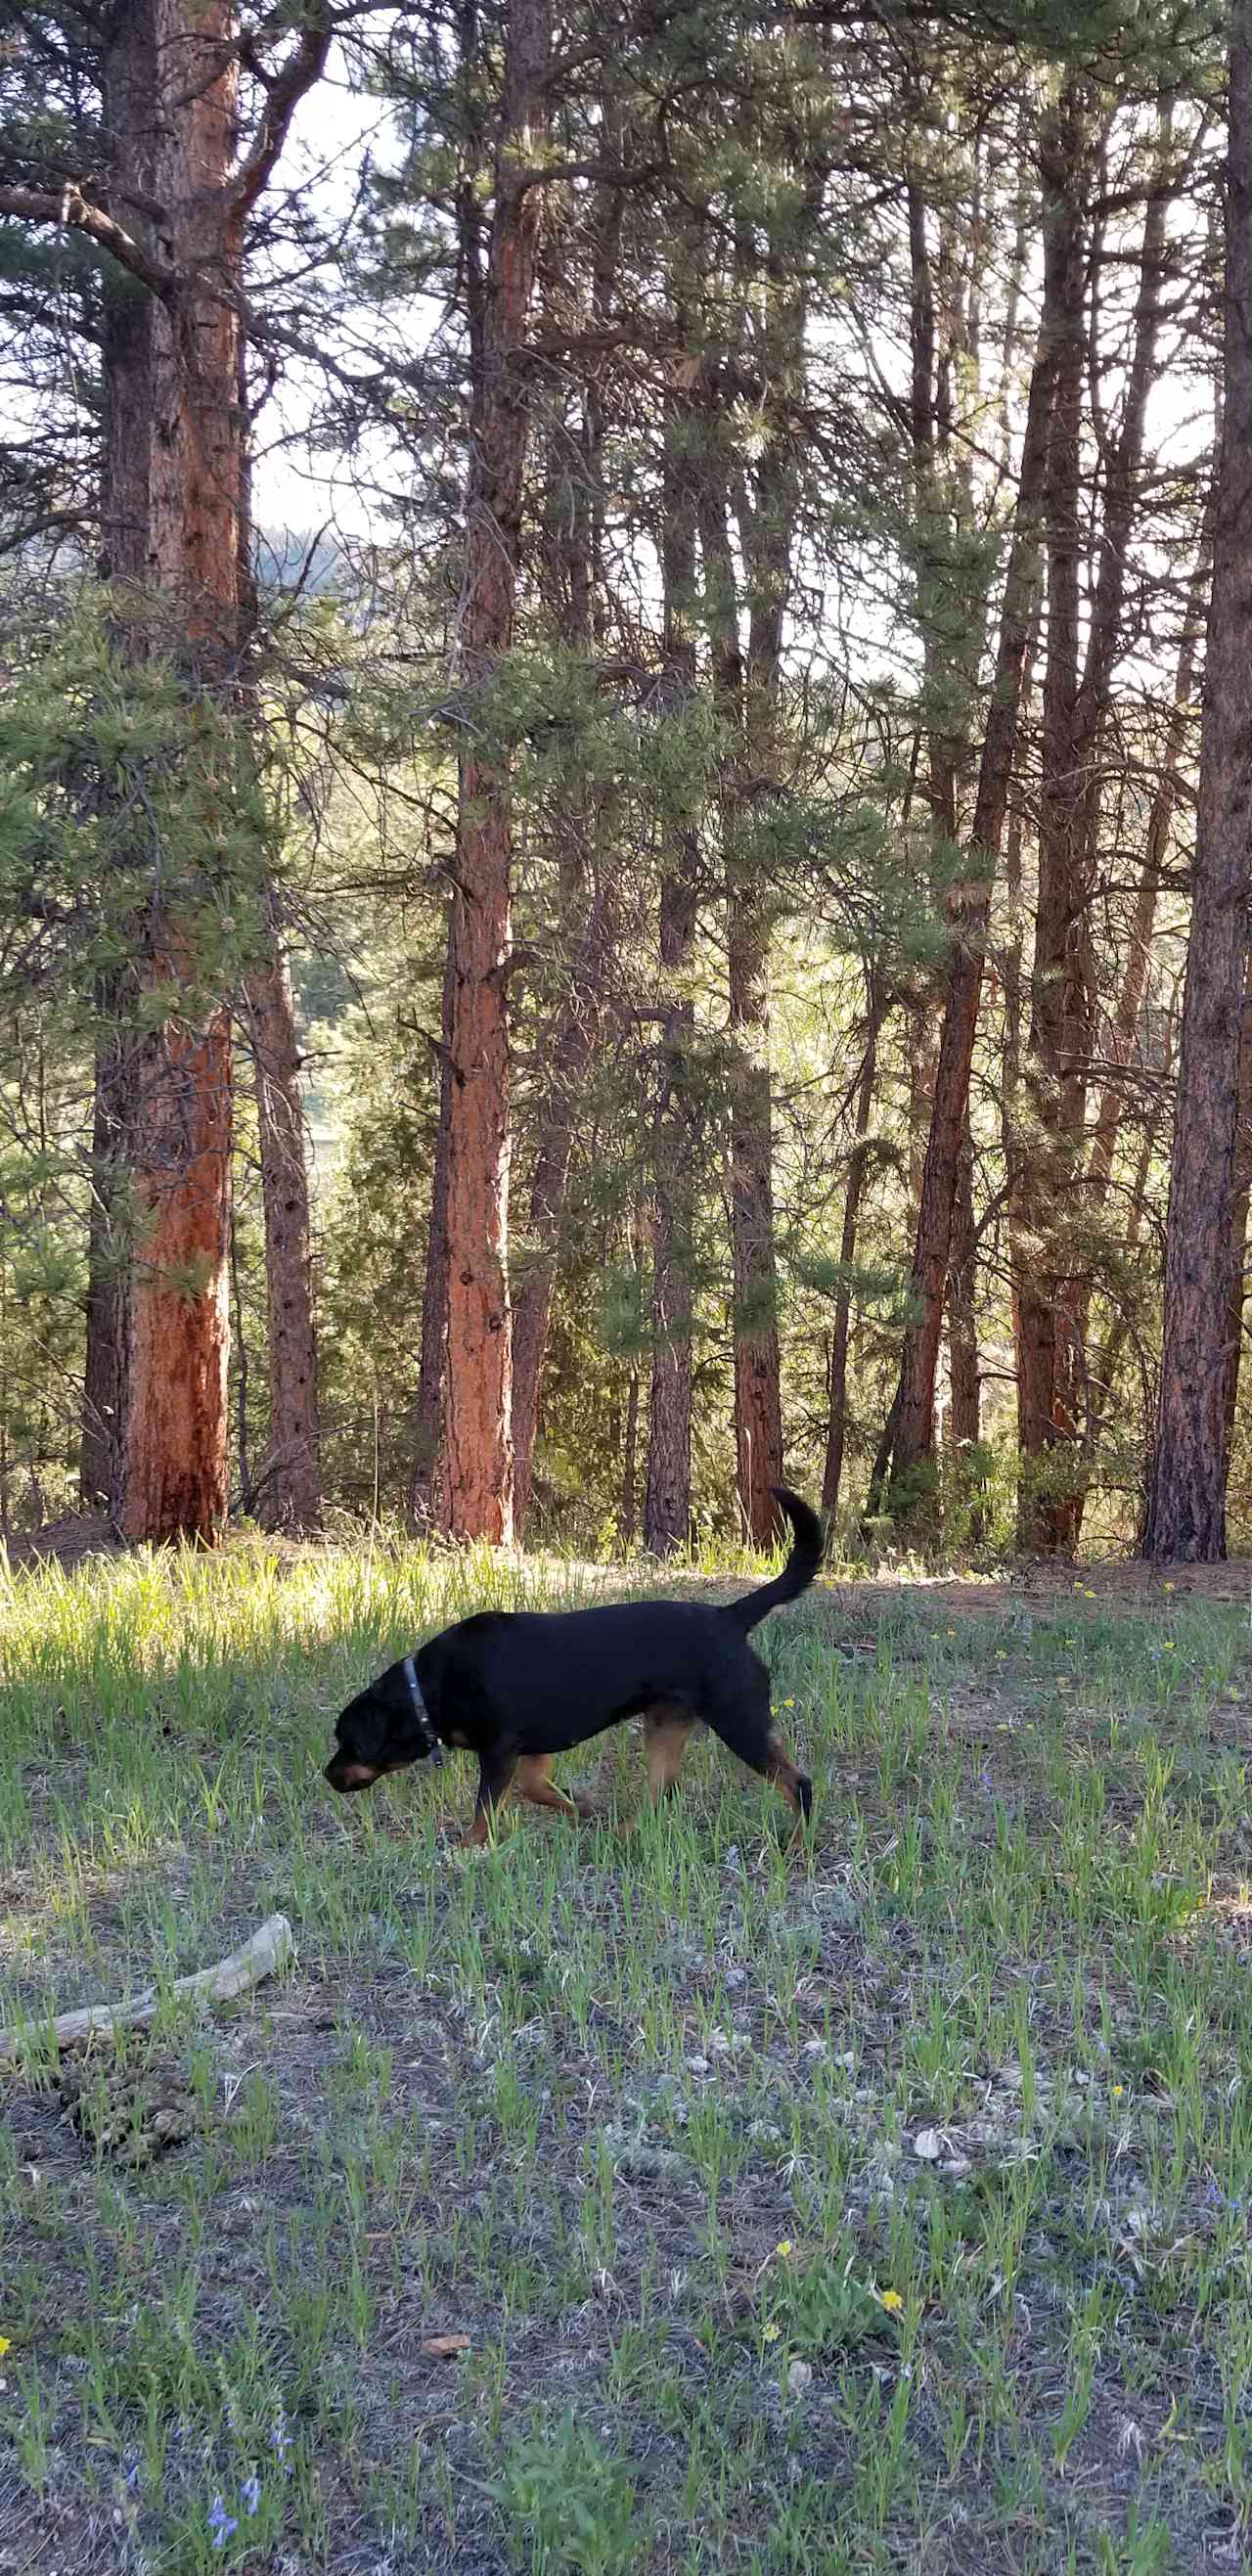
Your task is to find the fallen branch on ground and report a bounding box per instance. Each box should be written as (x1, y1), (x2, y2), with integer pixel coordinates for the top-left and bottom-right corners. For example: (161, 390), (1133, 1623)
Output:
(0, 1913), (294, 2060)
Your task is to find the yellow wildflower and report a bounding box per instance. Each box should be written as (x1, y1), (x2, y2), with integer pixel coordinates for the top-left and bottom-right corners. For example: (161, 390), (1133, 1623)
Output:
(776, 2239), (793, 2259)
(763, 2323), (782, 2343)
(0, 2337), (10, 2360)
(879, 2289), (904, 2314)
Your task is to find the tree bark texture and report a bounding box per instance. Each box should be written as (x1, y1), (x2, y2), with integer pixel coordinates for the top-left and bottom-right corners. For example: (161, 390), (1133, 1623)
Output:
(822, 985), (884, 1521)
(511, 865), (616, 1531)
(510, 174), (622, 1534)
(1017, 95), (1170, 1550)
(875, 93), (1065, 1508)
(1223, 954), (1252, 1458)
(245, 891), (322, 1531)
(948, 1117), (980, 1456)
(120, 0), (244, 1544)
(1143, 10), (1252, 1561)
(411, 937), (455, 1530)
(644, 395), (700, 1557)
(82, 0), (159, 1512)
(700, 444), (784, 1547)
(442, 0), (551, 1543)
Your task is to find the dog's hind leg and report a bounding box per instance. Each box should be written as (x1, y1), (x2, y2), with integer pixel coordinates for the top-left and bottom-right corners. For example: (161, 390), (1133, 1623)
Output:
(644, 1706), (696, 1808)
(462, 1746), (518, 1847)
(704, 1686), (812, 1828)
(516, 1754), (597, 1823)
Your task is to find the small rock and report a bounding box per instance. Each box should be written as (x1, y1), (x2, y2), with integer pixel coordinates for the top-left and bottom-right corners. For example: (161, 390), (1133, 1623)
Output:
(787, 2358), (814, 2399)
(913, 2127), (943, 2161)
(941, 2154), (972, 2179)
(687, 2055), (710, 2077)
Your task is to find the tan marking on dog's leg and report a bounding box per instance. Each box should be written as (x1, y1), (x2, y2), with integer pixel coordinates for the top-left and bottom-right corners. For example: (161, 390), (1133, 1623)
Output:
(516, 1754), (595, 1822)
(646, 1712), (695, 1807)
(765, 1732), (813, 1826)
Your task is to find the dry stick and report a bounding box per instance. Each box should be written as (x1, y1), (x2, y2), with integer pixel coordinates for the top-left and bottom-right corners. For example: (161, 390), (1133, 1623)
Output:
(0, 1913), (294, 2060)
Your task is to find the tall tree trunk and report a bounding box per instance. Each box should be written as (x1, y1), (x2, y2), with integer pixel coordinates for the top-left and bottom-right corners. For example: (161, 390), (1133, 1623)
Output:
(1223, 954), (1252, 1457)
(700, 441), (784, 1547)
(1143, 8), (1252, 1560)
(1015, 78), (1088, 1551)
(81, 997), (131, 1515)
(644, 870), (698, 1556)
(120, 0), (245, 1545)
(410, 938), (454, 1530)
(236, 356), (321, 1535)
(512, 867), (616, 1531)
(441, 0), (551, 1543)
(82, 0), (157, 1513)
(822, 980), (885, 1520)
(873, 91), (1068, 1514)
(727, 253), (805, 1545)
(644, 395), (700, 1557)
(511, 172), (623, 1534)
(948, 1117), (980, 1456)
(246, 890), (322, 1531)
(1017, 96), (1172, 1550)
(1065, 525), (1209, 1513)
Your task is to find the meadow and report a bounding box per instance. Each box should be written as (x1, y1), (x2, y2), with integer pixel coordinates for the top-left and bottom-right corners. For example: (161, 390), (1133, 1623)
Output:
(2, 1537), (1252, 2573)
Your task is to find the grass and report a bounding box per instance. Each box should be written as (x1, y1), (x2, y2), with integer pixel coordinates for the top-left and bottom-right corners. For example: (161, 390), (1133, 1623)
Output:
(3, 1538), (1252, 2569)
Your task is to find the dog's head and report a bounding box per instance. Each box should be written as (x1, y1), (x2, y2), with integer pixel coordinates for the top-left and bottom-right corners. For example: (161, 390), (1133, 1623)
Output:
(325, 1655), (440, 1794)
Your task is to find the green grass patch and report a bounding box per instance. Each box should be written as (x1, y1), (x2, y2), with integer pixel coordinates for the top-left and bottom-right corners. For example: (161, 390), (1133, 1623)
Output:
(3, 1540), (1252, 2568)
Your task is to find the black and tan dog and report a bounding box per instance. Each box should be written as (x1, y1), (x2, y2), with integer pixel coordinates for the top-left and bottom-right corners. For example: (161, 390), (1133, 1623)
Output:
(325, 1488), (823, 1844)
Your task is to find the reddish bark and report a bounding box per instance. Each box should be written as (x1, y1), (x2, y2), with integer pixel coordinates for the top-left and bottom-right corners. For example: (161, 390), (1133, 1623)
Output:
(121, 959), (234, 1546)
(442, 0), (551, 1543)
(1144, 6), (1252, 1560)
(121, 0), (243, 1544)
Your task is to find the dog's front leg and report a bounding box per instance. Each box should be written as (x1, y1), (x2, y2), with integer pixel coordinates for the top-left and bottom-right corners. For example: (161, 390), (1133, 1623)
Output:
(461, 1746), (518, 1848)
(516, 1754), (597, 1823)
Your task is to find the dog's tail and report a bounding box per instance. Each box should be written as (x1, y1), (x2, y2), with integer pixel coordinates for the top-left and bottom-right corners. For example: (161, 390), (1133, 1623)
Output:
(723, 1488), (824, 1634)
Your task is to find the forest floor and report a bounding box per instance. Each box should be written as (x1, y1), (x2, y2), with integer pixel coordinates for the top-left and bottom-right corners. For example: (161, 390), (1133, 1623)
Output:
(3, 1537), (1252, 2572)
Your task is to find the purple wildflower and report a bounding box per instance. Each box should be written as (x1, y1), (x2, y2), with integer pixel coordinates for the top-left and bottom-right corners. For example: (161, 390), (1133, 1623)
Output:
(208, 2495), (239, 2550)
(242, 2475), (261, 2517)
(980, 1765), (994, 1792)
(271, 2405), (292, 2474)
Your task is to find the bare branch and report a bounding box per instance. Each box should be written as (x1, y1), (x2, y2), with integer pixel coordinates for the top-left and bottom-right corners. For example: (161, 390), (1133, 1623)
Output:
(0, 182), (174, 301)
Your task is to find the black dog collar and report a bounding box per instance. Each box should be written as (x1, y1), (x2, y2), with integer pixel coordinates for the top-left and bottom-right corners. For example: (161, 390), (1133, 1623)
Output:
(402, 1653), (441, 1762)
